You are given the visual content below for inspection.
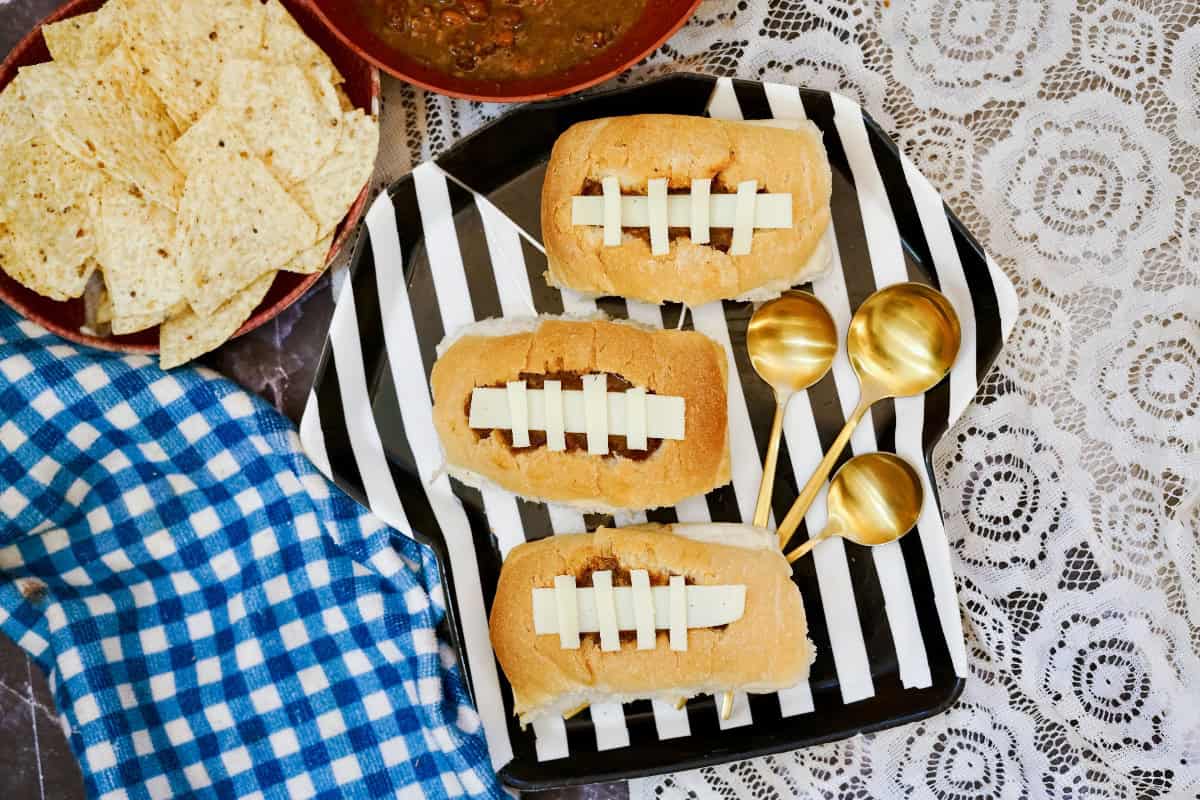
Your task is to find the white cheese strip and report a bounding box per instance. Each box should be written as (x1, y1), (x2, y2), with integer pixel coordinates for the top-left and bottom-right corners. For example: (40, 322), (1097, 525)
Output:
(543, 380), (565, 452)
(582, 374), (609, 455)
(602, 176), (621, 247)
(690, 178), (710, 244)
(631, 569), (655, 650)
(571, 194), (791, 229)
(647, 178), (669, 256)
(532, 583), (746, 634)
(625, 387), (647, 450)
(730, 180), (757, 256)
(554, 575), (580, 650)
(592, 570), (620, 652)
(506, 381), (530, 448)
(469, 386), (685, 441)
(669, 575), (687, 652)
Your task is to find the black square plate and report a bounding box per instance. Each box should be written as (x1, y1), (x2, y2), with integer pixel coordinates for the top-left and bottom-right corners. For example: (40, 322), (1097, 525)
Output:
(300, 74), (1017, 790)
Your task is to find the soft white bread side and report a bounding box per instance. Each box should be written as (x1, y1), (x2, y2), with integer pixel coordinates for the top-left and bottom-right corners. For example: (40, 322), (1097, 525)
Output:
(489, 523), (813, 725)
(431, 315), (731, 512)
(733, 235), (832, 303)
(435, 312), (605, 357)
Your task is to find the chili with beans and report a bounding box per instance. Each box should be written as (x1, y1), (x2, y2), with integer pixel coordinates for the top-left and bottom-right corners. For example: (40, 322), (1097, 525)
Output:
(363, 0), (647, 80)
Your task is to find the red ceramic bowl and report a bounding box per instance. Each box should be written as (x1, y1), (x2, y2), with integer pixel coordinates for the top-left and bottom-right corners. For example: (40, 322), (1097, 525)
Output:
(0, 0), (380, 354)
(310, 0), (702, 102)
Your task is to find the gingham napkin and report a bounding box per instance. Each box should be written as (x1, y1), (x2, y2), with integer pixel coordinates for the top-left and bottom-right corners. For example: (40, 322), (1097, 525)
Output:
(0, 306), (502, 799)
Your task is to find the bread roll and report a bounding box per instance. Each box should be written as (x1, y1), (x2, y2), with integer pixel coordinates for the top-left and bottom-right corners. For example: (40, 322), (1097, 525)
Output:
(489, 523), (813, 724)
(431, 315), (730, 513)
(541, 114), (833, 306)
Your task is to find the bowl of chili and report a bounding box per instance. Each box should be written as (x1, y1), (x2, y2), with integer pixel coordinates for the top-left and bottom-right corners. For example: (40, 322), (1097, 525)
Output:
(310, 0), (702, 101)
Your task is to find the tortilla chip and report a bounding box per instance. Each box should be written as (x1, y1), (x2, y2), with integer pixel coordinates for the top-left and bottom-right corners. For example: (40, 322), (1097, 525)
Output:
(42, 3), (124, 65)
(167, 105), (251, 172)
(0, 75), (40, 153)
(112, 310), (168, 335)
(289, 109), (378, 238)
(260, 0), (343, 82)
(120, 0), (265, 127)
(0, 227), (98, 303)
(88, 278), (164, 334)
(177, 148), (316, 316)
(216, 59), (342, 185)
(281, 234), (333, 275)
(95, 179), (183, 323)
(160, 270), (274, 369)
(309, 63), (345, 121)
(17, 50), (182, 209)
(0, 136), (101, 300)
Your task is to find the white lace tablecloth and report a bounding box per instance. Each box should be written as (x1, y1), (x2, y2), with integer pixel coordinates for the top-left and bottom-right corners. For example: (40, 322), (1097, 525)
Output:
(362, 1), (1200, 796)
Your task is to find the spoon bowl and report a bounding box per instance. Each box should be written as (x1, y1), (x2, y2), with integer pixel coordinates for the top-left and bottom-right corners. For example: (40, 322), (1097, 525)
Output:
(847, 282), (962, 397)
(827, 452), (924, 547)
(786, 452), (924, 563)
(748, 292), (839, 395)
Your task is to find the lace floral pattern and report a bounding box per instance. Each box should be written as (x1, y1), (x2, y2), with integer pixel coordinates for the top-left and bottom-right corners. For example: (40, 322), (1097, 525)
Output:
(1074, 297), (1199, 470)
(890, 695), (1031, 800)
(939, 399), (1081, 577)
(977, 93), (1182, 294)
(361, 1), (1199, 796)
(882, 0), (1074, 115)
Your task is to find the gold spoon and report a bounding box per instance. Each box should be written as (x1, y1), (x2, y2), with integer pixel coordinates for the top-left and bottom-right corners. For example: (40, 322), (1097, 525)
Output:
(727, 292), (836, 721)
(776, 283), (960, 549)
(747, 291), (838, 528)
(785, 452), (924, 563)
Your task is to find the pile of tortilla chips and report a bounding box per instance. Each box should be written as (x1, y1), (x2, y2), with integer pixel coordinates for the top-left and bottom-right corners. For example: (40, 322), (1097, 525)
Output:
(0, 0), (378, 368)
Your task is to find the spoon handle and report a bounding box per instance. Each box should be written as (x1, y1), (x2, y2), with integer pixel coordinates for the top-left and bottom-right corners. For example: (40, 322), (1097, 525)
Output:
(785, 523), (837, 563)
(775, 398), (871, 549)
(752, 402), (788, 528)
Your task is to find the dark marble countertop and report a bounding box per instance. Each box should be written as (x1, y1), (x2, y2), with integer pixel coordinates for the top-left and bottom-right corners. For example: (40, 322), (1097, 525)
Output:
(0, 11), (87, 795)
(0, 2), (623, 797)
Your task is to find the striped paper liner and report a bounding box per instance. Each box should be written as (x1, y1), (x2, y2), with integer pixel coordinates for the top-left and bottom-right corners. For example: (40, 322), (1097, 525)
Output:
(299, 77), (1018, 784)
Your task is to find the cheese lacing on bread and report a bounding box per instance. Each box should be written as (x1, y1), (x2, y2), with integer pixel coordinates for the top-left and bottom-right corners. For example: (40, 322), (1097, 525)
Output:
(540, 115), (834, 306)
(491, 524), (816, 725)
(435, 312), (675, 516)
(432, 314), (729, 513)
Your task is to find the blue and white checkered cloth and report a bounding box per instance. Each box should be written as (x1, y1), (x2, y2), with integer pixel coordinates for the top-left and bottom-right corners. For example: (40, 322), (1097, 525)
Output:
(0, 306), (502, 799)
